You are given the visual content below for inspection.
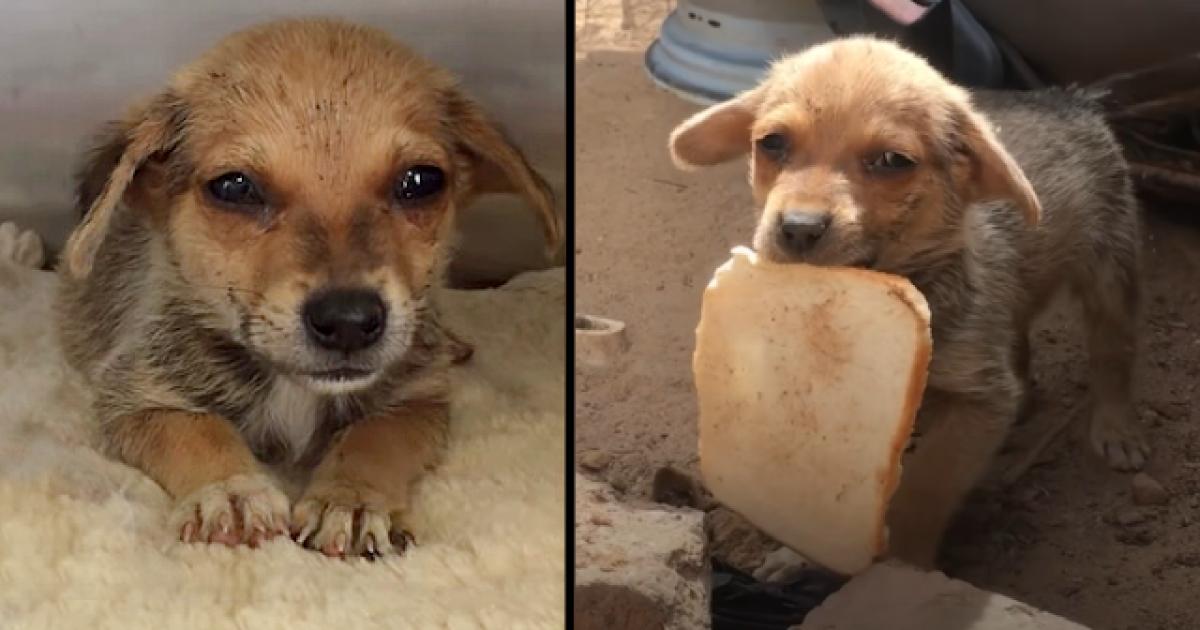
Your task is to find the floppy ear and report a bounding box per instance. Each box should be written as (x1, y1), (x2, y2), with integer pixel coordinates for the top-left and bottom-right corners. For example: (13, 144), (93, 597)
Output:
(953, 105), (1042, 226)
(63, 93), (186, 279)
(443, 91), (562, 255)
(668, 86), (764, 170)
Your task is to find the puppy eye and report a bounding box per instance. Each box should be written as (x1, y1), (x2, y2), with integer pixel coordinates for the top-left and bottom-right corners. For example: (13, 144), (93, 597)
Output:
(394, 165), (445, 204)
(866, 151), (917, 172)
(756, 133), (789, 160)
(206, 172), (264, 207)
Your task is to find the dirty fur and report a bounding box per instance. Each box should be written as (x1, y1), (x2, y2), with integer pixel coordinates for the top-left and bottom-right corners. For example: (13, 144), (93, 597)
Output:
(670, 37), (1142, 569)
(56, 18), (560, 559)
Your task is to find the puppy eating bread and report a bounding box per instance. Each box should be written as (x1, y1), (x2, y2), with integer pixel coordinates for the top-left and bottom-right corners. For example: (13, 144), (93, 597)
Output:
(56, 18), (560, 558)
(695, 247), (932, 574)
(671, 37), (1143, 567)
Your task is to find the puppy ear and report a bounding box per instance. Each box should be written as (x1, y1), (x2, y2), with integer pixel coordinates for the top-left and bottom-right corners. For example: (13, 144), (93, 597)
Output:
(954, 105), (1042, 226)
(669, 87), (763, 169)
(444, 90), (562, 254)
(63, 93), (186, 279)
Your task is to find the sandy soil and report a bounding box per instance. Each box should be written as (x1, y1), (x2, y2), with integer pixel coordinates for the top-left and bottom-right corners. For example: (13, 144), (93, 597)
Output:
(575, 2), (1200, 628)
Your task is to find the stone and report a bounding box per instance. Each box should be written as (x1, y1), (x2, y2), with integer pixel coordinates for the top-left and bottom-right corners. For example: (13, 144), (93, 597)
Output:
(575, 474), (709, 630)
(795, 562), (1091, 629)
(1131, 472), (1169, 506)
(579, 449), (613, 472)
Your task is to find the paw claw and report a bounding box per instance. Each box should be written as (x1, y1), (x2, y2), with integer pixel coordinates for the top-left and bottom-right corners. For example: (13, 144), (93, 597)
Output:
(1091, 410), (1150, 472)
(389, 529), (416, 554)
(754, 547), (809, 583)
(294, 482), (409, 560)
(180, 521), (197, 543)
(169, 473), (290, 548)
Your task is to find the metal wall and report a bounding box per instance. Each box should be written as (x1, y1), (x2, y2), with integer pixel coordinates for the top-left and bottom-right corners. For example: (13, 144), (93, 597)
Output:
(0, 0), (565, 283)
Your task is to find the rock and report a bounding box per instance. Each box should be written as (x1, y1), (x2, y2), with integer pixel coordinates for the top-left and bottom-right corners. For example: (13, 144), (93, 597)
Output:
(575, 474), (709, 630)
(1131, 472), (1169, 506)
(796, 562), (1091, 629)
(579, 449), (613, 472)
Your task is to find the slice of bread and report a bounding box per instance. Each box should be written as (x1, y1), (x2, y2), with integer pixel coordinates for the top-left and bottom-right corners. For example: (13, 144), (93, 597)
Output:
(693, 247), (932, 575)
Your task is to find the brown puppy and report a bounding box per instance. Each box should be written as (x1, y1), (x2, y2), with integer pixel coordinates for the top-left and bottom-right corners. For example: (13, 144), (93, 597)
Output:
(56, 18), (560, 558)
(670, 36), (1143, 568)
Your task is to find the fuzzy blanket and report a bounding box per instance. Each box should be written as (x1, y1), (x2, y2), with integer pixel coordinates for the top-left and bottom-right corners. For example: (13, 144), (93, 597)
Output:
(0, 258), (565, 630)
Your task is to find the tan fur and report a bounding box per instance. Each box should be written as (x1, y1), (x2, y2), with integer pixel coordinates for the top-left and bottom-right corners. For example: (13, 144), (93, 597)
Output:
(106, 410), (260, 500)
(670, 36), (1145, 568)
(56, 18), (557, 558)
(295, 401), (447, 556)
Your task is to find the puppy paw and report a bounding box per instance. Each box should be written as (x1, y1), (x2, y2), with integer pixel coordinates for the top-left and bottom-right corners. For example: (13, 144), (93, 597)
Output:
(292, 481), (414, 560)
(753, 546), (810, 583)
(0, 221), (44, 269)
(1090, 409), (1149, 471)
(170, 473), (291, 547)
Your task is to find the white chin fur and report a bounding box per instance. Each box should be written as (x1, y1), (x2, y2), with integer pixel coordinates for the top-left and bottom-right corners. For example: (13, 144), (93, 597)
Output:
(295, 371), (381, 396)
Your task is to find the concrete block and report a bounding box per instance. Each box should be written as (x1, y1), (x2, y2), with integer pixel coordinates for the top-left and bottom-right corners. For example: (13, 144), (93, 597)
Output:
(574, 473), (710, 630)
(797, 562), (1090, 630)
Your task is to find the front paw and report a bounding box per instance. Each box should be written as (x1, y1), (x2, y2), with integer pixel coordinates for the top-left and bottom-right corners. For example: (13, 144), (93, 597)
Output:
(170, 473), (291, 547)
(1091, 406), (1149, 471)
(292, 480), (414, 560)
(754, 546), (810, 583)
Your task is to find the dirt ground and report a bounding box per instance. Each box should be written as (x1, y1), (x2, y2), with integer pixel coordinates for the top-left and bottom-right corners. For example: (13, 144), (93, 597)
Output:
(575, 2), (1200, 629)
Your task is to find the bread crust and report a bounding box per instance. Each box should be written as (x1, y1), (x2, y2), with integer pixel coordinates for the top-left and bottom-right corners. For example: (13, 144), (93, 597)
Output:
(695, 248), (931, 572)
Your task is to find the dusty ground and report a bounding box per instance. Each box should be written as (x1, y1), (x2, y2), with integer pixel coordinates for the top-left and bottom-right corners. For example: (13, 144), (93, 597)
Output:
(575, 2), (1200, 628)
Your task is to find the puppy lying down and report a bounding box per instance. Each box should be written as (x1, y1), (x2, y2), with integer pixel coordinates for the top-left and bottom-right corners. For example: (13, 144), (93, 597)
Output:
(55, 19), (561, 559)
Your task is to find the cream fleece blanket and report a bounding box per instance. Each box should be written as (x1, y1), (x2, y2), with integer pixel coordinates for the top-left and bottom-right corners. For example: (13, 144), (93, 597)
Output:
(0, 258), (565, 630)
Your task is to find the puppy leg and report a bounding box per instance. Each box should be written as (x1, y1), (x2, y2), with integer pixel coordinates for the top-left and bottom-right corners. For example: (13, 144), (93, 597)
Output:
(106, 410), (290, 545)
(1077, 262), (1146, 470)
(293, 401), (447, 559)
(754, 547), (810, 583)
(886, 392), (1016, 567)
(1012, 330), (1035, 424)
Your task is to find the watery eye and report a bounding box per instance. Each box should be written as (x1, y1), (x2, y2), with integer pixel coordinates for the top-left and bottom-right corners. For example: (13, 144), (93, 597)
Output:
(866, 151), (917, 172)
(206, 172), (264, 206)
(756, 133), (789, 159)
(394, 165), (445, 204)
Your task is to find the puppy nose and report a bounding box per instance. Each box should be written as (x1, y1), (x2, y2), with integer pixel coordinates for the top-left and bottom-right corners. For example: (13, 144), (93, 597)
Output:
(303, 289), (386, 353)
(777, 211), (830, 254)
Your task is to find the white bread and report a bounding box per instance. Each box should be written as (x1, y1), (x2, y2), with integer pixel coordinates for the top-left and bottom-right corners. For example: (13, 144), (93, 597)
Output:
(693, 247), (931, 575)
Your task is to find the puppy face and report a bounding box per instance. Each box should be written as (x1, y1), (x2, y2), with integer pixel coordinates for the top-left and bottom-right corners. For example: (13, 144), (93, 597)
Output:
(64, 19), (561, 394)
(669, 37), (1040, 271)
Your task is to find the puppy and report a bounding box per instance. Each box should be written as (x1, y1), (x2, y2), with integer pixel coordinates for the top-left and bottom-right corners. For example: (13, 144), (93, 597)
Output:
(55, 18), (560, 558)
(670, 37), (1143, 567)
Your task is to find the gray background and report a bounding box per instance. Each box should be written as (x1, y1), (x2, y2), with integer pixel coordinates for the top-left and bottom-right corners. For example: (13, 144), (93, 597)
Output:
(0, 0), (565, 284)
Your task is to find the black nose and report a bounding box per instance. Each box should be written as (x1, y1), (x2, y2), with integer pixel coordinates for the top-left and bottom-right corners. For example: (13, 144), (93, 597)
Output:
(777, 211), (830, 254)
(303, 289), (386, 353)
